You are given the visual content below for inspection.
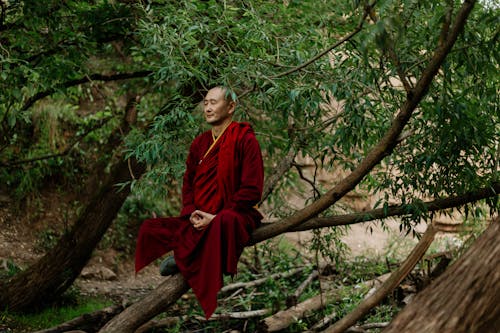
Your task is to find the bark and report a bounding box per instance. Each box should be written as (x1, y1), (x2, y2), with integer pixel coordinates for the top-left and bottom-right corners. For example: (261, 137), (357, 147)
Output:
(260, 274), (390, 333)
(255, 182), (499, 237)
(99, 274), (189, 332)
(322, 224), (438, 333)
(0, 157), (145, 311)
(0, 99), (145, 312)
(383, 218), (500, 333)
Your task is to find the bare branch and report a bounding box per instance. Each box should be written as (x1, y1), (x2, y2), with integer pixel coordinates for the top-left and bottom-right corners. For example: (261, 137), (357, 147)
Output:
(271, 181), (499, 234)
(260, 273), (391, 332)
(220, 267), (305, 294)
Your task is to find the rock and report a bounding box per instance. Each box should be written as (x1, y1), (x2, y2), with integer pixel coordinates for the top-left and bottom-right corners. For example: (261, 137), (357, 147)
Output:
(81, 265), (117, 281)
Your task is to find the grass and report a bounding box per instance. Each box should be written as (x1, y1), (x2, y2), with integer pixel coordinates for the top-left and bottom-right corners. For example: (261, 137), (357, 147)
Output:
(1, 296), (112, 332)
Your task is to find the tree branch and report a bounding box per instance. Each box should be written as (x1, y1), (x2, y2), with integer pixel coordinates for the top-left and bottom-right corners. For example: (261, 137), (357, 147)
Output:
(264, 182), (499, 235)
(21, 70), (152, 112)
(322, 223), (438, 333)
(0, 116), (113, 168)
(250, 0), (478, 244)
(270, 2), (375, 79)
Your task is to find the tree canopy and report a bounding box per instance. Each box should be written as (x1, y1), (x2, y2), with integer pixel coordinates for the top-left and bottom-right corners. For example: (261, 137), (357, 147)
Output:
(0, 0), (499, 331)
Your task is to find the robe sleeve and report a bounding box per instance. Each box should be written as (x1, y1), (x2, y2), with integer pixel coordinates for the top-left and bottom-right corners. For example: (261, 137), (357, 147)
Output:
(226, 131), (264, 211)
(180, 137), (199, 217)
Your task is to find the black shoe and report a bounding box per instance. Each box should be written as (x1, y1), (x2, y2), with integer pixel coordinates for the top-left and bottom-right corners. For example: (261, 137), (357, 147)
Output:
(159, 255), (179, 276)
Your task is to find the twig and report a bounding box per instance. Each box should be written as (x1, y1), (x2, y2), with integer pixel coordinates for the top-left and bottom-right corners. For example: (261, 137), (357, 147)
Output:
(260, 147), (297, 203)
(21, 70), (152, 112)
(198, 309), (271, 320)
(220, 267), (304, 294)
(0, 116), (113, 168)
(308, 311), (337, 331)
(287, 269), (319, 307)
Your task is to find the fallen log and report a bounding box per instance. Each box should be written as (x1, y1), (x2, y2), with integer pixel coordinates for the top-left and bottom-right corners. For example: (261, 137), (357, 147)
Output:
(259, 274), (390, 332)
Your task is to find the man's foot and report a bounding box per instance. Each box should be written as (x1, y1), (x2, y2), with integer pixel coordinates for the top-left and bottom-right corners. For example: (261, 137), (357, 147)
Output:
(159, 256), (179, 276)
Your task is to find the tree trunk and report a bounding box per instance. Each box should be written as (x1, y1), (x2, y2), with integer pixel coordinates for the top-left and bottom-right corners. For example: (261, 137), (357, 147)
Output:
(383, 218), (500, 333)
(0, 157), (145, 311)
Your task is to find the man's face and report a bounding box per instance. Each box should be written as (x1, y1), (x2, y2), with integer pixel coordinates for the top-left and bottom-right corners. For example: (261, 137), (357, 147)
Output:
(203, 88), (235, 126)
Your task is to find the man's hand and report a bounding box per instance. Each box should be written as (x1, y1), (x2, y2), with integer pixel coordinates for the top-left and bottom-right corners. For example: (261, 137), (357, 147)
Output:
(190, 210), (215, 230)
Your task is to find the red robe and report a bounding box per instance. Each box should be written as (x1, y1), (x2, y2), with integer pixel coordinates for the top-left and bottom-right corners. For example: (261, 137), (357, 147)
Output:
(135, 122), (264, 319)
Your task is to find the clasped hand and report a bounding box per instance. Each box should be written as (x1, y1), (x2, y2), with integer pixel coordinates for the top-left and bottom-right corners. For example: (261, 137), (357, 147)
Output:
(190, 210), (215, 231)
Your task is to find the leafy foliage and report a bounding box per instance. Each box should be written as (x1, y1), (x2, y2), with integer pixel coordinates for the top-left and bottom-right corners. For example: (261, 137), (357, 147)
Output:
(0, 2), (498, 324)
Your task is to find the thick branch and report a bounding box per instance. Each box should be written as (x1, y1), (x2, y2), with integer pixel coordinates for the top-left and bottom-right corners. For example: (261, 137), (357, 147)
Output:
(260, 274), (390, 332)
(99, 274), (189, 332)
(268, 182), (499, 235)
(0, 117), (113, 168)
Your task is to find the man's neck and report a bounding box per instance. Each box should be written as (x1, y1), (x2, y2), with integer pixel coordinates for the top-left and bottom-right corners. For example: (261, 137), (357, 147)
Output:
(211, 119), (233, 138)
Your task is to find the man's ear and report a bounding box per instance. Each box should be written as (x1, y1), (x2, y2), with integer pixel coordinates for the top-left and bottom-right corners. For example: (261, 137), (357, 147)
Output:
(227, 101), (236, 115)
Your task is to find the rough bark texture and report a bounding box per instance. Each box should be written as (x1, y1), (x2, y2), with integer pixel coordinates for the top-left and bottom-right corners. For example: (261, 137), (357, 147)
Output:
(99, 273), (189, 332)
(0, 97), (144, 311)
(0, 157), (145, 311)
(383, 219), (500, 333)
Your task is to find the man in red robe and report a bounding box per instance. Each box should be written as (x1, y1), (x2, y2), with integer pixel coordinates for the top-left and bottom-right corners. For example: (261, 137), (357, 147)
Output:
(134, 86), (264, 319)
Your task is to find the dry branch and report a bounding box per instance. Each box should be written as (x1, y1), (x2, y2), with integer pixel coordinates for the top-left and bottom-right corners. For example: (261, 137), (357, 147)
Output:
(220, 267), (305, 294)
(206, 309), (271, 320)
(135, 317), (186, 333)
(288, 269), (320, 306)
(260, 274), (390, 332)
(276, 182), (499, 234)
(322, 224), (438, 333)
(99, 273), (189, 332)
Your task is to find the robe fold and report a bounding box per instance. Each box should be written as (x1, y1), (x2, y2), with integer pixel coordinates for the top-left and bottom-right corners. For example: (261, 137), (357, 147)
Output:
(135, 121), (264, 319)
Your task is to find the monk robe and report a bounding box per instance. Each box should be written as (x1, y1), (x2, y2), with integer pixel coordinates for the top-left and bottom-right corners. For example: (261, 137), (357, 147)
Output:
(135, 121), (264, 319)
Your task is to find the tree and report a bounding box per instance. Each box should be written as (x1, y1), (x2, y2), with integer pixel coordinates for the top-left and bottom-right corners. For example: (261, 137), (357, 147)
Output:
(383, 218), (500, 333)
(0, 0), (498, 331)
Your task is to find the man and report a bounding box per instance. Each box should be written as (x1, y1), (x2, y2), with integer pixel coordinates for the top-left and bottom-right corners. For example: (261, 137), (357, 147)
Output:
(134, 86), (264, 319)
